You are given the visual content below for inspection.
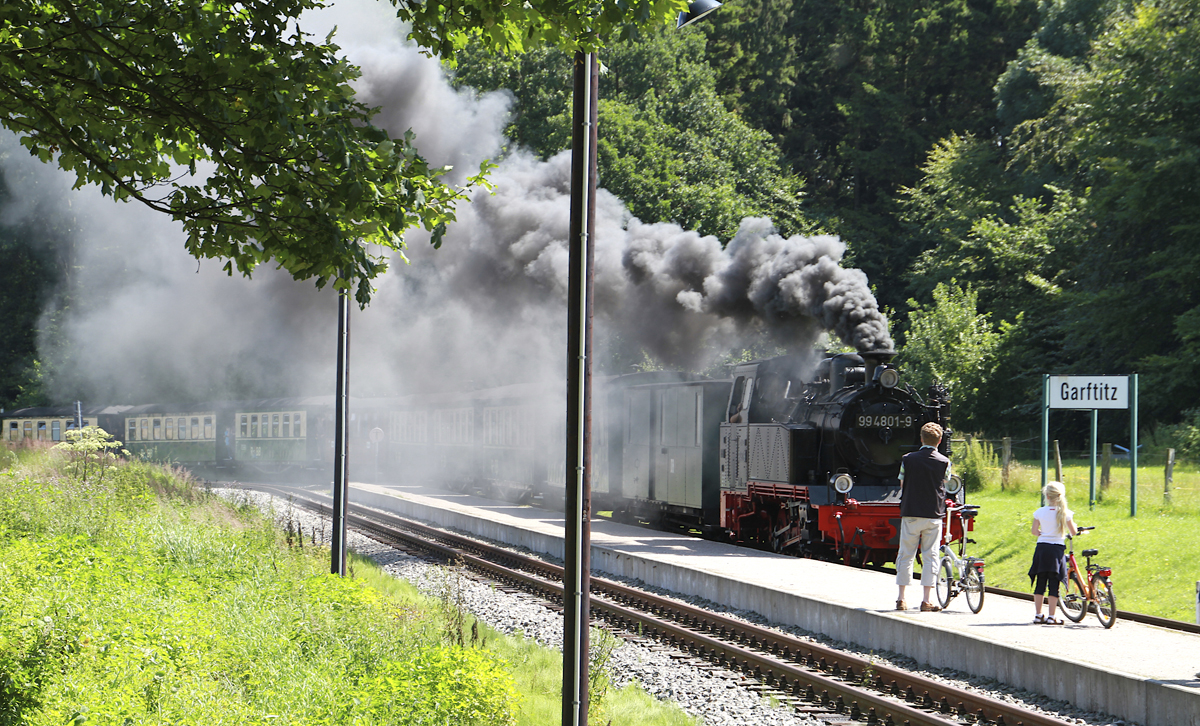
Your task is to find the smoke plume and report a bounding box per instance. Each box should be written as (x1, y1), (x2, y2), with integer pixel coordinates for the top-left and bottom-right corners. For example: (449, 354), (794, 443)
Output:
(0, 0), (890, 405)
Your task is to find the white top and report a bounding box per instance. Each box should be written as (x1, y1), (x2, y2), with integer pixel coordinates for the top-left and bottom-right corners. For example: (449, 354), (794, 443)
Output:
(1033, 505), (1073, 544)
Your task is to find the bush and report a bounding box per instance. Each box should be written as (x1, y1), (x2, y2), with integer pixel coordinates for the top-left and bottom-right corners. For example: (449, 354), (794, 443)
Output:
(1162, 408), (1200, 463)
(954, 436), (1001, 492)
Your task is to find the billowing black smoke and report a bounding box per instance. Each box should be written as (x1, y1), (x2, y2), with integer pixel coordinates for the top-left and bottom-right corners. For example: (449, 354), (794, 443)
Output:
(2, 0), (892, 403)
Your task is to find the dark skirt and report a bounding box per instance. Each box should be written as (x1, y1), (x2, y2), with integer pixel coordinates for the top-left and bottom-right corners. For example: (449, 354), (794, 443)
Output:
(1027, 542), (1067, 586)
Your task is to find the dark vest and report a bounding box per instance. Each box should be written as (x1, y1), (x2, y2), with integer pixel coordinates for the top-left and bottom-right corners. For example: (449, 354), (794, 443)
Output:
(900, 446), (950, 518)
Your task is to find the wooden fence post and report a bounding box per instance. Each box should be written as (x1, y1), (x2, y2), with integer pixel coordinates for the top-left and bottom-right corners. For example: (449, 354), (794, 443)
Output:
(1001, 437), (1011, 492)
(1101, 443), (1111, 491)
(1165, 448), (1175, 504)
(1053, 440), (1063, 483)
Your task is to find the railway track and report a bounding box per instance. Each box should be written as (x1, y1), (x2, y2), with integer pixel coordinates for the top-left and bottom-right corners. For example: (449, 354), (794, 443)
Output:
(249, 485), (1078, 726)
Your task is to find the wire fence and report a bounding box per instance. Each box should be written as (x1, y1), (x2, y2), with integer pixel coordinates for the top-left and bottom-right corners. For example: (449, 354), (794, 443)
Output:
(951, 437), (1190, 468)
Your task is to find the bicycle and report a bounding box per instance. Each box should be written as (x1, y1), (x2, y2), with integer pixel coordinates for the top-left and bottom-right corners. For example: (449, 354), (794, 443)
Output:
(1060, 526), (1116, 628)
(934, 503), (985, 613)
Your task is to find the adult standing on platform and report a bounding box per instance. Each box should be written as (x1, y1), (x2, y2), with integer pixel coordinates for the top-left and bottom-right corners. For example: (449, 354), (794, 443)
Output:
(895, 421), (952, 612)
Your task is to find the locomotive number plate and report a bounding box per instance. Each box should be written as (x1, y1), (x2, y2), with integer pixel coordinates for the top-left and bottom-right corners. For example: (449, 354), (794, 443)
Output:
(857, 414), (913, 428)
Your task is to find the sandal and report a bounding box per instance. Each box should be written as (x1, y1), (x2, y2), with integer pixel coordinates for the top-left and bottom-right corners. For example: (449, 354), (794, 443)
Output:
(1044, 616), (1064, 625)
(1033, 614), (1046, 624)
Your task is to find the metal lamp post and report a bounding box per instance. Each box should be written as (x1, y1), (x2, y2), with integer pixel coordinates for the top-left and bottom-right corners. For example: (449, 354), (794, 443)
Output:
(561, 5), (720, 725)
(331, 281), (351, 576)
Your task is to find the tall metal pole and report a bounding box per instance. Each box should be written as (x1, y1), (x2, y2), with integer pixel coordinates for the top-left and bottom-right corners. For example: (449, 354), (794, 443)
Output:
(1041, 374), (1049, 504)
(331, 283), (351, 576)
(1089, 409), (1097, 508)
(563, 50), (597, 726)
(1130, 373), (1138, 517)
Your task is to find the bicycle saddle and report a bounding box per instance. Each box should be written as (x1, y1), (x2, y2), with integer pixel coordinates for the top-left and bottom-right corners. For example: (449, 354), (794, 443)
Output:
(1082, 548), (1098, 557)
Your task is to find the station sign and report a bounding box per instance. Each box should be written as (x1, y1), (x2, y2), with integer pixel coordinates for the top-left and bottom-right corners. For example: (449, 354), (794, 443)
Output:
(1048, 375), (1129, 410)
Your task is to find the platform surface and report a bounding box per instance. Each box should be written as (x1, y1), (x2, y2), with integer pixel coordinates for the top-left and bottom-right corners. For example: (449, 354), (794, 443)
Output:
(340, 481), (1200, 726)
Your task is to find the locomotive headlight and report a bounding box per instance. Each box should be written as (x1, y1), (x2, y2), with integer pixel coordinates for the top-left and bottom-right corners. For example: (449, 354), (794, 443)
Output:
(833, 473), (854, 494)
(945, 474), (963, 495)
(877, 368), (900, 389)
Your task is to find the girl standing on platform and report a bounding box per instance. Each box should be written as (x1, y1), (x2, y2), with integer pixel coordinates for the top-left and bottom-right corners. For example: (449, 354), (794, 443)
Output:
(1028, 481), (1080, 624)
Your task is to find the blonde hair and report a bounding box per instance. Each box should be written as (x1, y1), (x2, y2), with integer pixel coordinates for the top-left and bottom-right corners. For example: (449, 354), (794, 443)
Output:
(1043, 481), (1068, 534)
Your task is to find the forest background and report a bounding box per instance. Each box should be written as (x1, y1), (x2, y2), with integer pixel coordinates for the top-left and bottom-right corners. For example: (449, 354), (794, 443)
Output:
(3, 0), (1199, 456)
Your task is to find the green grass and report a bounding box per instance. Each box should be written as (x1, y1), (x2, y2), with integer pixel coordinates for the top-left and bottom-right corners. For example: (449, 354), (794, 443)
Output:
(0, 436), (697, 726)
(961, 457), (1200, 622)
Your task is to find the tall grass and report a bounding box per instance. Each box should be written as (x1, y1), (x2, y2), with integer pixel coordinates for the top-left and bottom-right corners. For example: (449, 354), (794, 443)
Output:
(0, 443), (702, 726)
(0, 445), (519, 726)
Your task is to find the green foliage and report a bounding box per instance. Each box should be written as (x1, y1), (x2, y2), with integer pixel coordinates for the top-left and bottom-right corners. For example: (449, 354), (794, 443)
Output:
(0, 451), (519, 726)
(1161, 409), (1200, 462)
(451, 28), (812, 240)
(696, 0), (1041, 300)
(51, 426), (125, 488)
(0, 0), (494, 304)
(897, 282), (1008, 432)
(395, 0), (688, 59)
(976, 0), (1200, 428)
(953, 436), (1001, 492)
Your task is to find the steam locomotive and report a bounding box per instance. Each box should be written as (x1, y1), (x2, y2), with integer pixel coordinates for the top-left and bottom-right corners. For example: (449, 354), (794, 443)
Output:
(1, 350), (968, 566)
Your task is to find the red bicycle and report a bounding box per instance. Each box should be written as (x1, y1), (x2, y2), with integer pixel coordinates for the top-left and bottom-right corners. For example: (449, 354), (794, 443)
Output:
(1060, 526), (1116, 628)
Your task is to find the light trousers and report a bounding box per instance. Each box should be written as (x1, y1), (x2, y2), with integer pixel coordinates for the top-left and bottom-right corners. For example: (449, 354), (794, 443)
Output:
(895, 516), (943, 587)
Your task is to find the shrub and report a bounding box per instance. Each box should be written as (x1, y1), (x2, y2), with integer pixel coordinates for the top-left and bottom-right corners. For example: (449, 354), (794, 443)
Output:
(954, 436), (1000, 492)
(1162, 408), (1200, 463)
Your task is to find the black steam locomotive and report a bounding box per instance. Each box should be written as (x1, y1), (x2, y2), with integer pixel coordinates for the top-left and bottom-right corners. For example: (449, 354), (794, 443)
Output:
(2, 350), (967, 565)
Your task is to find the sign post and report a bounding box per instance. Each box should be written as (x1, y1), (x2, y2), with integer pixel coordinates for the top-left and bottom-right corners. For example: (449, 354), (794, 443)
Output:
(1044, 374), (1134, 512)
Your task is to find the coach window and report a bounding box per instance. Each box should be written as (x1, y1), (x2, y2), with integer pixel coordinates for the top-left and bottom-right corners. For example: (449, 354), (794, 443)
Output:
(127, 420), (136, 441)
(189, 417), (199, 439)
(166, 418), (176, 440)
(239, 415), (248, 438)
(282, 413), (291, 438)
(139, 419), (148, 440)
(294, 413), (304, 438)
(151, 419), (161, 440)
(36, 421), (46, 440)
(249, 415), (257, 438)
(8, 422), (17, 441)
(204, 417), (213, 439)
(272, 413), (280, 438)
(51, 421), (61, 441)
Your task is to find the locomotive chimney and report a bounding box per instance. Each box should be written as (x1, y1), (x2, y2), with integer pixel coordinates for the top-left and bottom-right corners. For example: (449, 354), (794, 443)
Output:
(861, 350), (897, 385)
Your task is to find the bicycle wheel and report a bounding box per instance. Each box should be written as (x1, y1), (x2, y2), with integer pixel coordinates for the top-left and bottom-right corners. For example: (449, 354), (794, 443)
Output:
(964, 566), (985, 614)
(935, 557), (954, 609)
(1060, 572), (1088, 623)
(1093, 575), (1117, 629)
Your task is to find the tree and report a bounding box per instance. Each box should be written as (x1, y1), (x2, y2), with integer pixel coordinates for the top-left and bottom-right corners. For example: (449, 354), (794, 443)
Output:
(897, 282), (1010, 433)
(696, 0), (1041, 301)
(0, 0), (685, 304)
(1004, 0), (1200, 423)
(450, 28), (813, 240)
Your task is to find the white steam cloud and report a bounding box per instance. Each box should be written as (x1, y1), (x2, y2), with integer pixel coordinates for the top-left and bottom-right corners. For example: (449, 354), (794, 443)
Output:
(0, 0), (889, 405)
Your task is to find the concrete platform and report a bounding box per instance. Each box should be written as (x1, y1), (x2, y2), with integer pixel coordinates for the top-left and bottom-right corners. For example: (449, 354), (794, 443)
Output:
(343, 481), (1200, 726)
